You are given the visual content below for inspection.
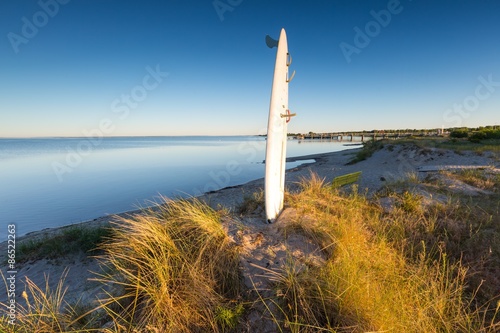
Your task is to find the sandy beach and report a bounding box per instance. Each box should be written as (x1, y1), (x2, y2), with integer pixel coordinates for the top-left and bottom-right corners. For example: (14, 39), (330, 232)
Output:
(1, 143), (499, 331)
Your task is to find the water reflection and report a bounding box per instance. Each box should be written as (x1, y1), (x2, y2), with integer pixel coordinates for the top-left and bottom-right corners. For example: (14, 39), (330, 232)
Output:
(0, 137), (355, 237)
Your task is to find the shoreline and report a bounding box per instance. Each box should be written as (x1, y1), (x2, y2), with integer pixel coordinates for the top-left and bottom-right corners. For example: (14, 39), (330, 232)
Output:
(1, 142), (499, 329)
(4, 142), (500, 247)
(2, 149), (357, 246)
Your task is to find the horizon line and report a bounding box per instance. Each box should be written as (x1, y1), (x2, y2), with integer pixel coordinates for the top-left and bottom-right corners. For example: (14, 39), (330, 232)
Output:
(1, 125), (498, 139)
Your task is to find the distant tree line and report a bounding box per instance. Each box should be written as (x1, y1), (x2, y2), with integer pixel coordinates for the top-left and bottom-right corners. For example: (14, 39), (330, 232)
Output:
(287, 125), (500, 142)
(450, 126), (500, 143)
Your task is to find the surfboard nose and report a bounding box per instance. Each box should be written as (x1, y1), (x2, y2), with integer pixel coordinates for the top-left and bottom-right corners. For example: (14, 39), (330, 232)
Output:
(266, 28), (288, 49)
(279, 28), (287, 42)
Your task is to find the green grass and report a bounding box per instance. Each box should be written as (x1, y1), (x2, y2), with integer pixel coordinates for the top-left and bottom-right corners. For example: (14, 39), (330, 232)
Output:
(383, 137), (500, 153)
(236, 190), (264, 215)
(215, 303), (245, 331)
(346, 140), (385, 165)
(16, 225), (112, 263)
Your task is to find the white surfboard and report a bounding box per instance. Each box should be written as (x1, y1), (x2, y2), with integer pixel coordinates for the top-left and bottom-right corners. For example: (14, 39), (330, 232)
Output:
(264, 28), (296, 223)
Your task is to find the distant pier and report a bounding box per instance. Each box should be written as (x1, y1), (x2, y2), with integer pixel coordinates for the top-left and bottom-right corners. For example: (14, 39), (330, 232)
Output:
(292, 131), (428, 142)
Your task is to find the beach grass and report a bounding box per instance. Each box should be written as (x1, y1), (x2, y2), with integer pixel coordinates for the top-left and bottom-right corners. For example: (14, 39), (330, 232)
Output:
(346, 139), (385, 164)
(236, 189), (265, 215)
(447, 168), (500, 191)
(93, 197), (242, 332)
(0, 269), (101, 332)
(389, 137), (500, 153)
(15, 224), (112, 263)
(348, 138), (500, 167)
(264, 172), (500, 332)
(1, 167), (499, 332)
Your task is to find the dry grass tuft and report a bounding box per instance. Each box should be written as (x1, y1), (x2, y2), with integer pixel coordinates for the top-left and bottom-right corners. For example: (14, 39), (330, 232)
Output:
(94, 197), (241, 332)
(267, 172), (500, 332)
(0, 269), (98, 332)
(1, 169), (499, 332)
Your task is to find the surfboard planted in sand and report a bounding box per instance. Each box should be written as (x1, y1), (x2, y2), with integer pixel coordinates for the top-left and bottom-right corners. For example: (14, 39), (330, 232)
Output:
(264, 28), (296, 223)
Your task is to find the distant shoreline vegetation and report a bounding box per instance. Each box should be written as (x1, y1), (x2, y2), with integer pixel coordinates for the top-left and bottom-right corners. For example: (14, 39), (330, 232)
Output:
(286, 125), (500, 142)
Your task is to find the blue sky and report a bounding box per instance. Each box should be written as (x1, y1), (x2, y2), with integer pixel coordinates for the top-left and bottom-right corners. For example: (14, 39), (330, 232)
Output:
(1, 0), (499, 137)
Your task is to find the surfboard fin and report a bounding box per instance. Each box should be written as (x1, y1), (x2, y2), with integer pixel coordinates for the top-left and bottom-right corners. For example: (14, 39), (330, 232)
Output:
(287, 70), (296, 83)
(287, 53), (292, 66)
(265, 35), (279, 49)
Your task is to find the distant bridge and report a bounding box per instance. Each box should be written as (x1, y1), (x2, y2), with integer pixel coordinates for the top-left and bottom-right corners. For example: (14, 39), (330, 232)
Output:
(293, 132), (417, 142)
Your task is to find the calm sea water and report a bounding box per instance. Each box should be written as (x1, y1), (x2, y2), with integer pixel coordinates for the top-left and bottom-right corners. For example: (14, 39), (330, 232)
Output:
(0, 136), (355, 237)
